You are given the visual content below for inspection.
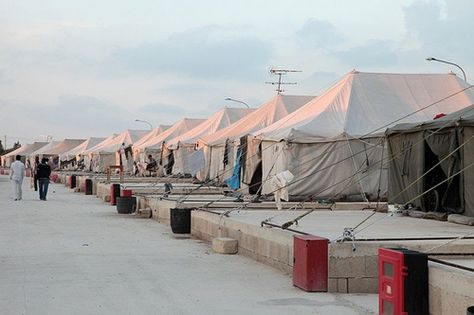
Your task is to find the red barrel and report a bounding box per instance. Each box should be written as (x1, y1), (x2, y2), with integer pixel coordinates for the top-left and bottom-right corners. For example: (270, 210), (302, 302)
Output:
(110, 184), (121, 205)
(121, 189), (133, 197)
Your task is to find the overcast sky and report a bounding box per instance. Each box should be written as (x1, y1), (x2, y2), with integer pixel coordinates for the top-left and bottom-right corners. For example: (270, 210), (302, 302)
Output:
(1, 0), (473, 146)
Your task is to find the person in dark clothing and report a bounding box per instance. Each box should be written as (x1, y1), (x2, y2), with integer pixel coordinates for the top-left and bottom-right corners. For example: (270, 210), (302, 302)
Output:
(32, 156), (39, 191)
(37, 157), (52, 201)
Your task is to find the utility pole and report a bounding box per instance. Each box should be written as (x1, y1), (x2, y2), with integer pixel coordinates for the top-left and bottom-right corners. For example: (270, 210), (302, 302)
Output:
(265, 68), (302, 94)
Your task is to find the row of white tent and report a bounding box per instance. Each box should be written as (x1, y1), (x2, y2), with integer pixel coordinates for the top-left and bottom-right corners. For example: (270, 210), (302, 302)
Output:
(3, 70), (474, 201)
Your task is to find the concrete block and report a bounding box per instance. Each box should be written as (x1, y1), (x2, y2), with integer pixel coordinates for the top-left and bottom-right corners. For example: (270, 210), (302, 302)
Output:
(337, 278), (348, 293)
(364, 255), (378, 277)
(329, 256), (366, 278)
(328, 278), (338, 293)
(212, 237), (238, 254)
(347, 277), (378, 293)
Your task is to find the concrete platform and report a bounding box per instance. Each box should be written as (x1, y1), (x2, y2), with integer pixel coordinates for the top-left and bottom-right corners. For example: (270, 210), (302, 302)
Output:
(136, 194), (385, 225)
(0, 175), (378, 315)
(190, 208), (474, 314)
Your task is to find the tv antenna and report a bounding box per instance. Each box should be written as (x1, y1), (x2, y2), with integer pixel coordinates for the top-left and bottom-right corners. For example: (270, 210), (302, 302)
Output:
(265, 68), (302, 94)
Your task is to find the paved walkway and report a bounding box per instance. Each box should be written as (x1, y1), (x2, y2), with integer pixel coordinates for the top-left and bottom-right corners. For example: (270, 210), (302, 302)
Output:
(0, 175), (377, 315)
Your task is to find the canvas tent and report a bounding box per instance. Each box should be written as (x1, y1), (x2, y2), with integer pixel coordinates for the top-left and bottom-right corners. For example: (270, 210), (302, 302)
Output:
(133, 118), (205, 173)
(257, 71), (474, 201)
(82, 134), (117, 171)
(1, 142), (48, 167)
(165, 107), (254, 176)
(60, 137), (106, 169)
(27, 139), (86, 169)
(27, 141), (59, 167)
(132, 124), (171, 162)
(387, 104), (474, 217)
(86, 130), (148, 173)
(198, 94), (315, 185)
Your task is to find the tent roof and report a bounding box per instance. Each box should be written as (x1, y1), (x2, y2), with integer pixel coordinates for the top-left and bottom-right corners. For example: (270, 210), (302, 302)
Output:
(87, 129), (149, 154)
(133, 124), (171, 148)
(28, 141), (60, 156)
(3, 142), (48, 157)
(387, 102), (474, 134)
(135, 118), (205, 150)
(258, 71), (474, 142)
(61, 137), (107, 158)
(200, 94), (315, 145)
(38, 139), (86, 155)
(167, 107), (255, 148)
(83, 134), (118, 155)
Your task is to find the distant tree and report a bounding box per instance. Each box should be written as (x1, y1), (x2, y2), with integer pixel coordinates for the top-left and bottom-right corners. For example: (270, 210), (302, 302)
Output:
(13, 141), (20, 149)
(0, 140), (4, 154)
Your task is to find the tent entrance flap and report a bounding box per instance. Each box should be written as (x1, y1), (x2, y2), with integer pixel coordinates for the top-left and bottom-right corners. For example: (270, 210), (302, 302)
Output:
(248, 162), (262, 195)
(423, 131), (462, 213)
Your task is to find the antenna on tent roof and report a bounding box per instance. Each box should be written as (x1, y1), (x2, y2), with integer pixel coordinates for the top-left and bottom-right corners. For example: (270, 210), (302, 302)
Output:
(265, 68), (302, 94)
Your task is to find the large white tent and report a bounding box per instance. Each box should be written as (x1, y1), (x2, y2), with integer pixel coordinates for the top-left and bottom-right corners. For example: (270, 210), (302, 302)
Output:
(1, 142), (48, 167)
(257, 71), (474, 201)
(132, 124), (171, 162)
(82, 134), (117, 171)
(198, 94), (315, 185)
(133, 118), (205, 172)
(60, 137), (106, 169)
(165, 107), (255, 176)
(27, 139), (86, 169)
(86, 129), (148, 173)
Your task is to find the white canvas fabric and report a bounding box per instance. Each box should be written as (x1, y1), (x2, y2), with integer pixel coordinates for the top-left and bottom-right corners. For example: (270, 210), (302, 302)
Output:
(132, 125), (171, 150)
(259, 71), (474, 200)
(26, 139), (86, 169)
(133, 118), (205, 167)
(82, 134), (117, 171)
(1, 142), (48, 167)
(60, 137), (107, 161)
(258, 71), (474, 142)
(200, 95), (315, 146)
(199, 94), (315, 183)
(88, 129), (148, 154)
(167, 107), (254, 149)
(135, 119), (205, 152)
(167, 107), (254, 175)
(44, 139), (86, 155)
(85, 130), (148, 172)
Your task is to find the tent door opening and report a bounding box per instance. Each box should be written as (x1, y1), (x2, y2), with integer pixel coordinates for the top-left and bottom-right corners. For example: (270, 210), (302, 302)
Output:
(423, 140), (461, 213)
(248, 162), (262, 195)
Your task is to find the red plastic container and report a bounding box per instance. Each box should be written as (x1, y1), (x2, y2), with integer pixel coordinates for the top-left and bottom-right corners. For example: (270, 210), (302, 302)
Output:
(110, 184), (121, 205)
(293, 235), (328, 292)
(120, 189), (133, 197)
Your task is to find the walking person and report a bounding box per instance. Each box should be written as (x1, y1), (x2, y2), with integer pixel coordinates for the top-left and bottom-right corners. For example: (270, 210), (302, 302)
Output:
(37, 157), (52, 201)
(32, 156), (39, 191)
(10, 155), (25, 201)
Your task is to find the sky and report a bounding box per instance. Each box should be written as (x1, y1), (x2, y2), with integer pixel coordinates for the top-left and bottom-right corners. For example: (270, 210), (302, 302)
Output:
(1, 0), (474, 146)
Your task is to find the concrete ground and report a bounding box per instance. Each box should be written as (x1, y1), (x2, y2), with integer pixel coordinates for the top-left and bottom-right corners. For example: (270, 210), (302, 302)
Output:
(0, 175), (377, 315)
